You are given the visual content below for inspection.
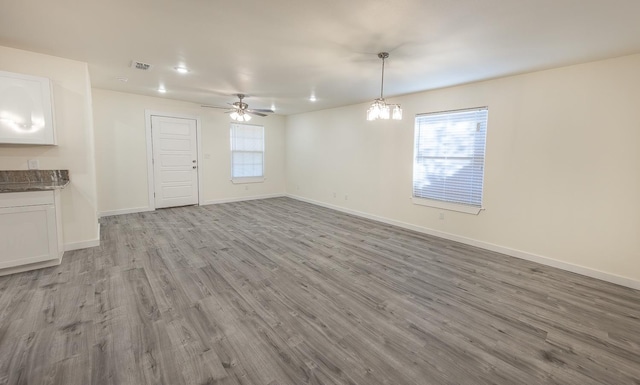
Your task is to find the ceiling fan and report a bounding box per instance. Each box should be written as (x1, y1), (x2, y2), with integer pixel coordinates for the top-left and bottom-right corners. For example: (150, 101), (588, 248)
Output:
(201, 94), (274, 122)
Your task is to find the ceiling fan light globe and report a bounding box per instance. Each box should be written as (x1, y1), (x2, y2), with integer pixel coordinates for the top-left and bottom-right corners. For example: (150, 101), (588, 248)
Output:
(233, 112), (250, 122)
(230, 111), (239, 120)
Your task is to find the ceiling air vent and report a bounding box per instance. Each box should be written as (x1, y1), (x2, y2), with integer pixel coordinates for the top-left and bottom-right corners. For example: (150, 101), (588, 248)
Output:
(131, 61), (153, 71)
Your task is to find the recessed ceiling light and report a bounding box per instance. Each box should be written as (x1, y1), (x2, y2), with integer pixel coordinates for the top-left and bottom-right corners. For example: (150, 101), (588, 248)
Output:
(158, 87), (167, 93)
(174, 66), (189, 74)
(271, 104), (276, 111)
(309, 95), (317, 102)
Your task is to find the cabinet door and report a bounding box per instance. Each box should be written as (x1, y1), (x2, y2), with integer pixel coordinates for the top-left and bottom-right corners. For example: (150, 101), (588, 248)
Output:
(0, 204), (59, 268)
(0, 70), (55, 145)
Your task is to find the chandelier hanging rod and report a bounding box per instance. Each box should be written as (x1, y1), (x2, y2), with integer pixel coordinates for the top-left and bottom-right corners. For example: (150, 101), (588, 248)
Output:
(378, 52), (389, 100)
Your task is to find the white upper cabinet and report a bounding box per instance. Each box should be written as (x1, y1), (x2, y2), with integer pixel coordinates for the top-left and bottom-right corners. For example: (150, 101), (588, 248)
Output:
(0, 70), (56, 145)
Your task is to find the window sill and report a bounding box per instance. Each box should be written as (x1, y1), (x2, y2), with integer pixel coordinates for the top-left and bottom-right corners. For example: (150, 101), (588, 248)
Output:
(231, 177), (265, 184)
(412, 197), (482, 215)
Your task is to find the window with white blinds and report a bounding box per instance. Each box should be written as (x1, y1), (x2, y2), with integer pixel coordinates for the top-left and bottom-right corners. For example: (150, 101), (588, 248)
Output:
(412, 107), (488, 214)
(230, 123), (264, 183)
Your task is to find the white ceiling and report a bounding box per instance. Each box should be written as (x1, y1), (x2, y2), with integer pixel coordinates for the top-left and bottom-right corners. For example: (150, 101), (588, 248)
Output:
(2, 0), (640, 115)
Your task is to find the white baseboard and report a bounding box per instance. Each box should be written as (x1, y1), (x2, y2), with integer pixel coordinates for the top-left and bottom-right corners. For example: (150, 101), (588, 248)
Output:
(201, 193), (285, 206)
(64, 232), (100, 252)
(99, 206), (153, 217)
(0, 258), (61, 277)
(287, 194), (640, 291)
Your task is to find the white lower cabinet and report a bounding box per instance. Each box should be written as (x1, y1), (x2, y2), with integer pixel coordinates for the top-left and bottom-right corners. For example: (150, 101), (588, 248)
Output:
(0, 190), (63, 271)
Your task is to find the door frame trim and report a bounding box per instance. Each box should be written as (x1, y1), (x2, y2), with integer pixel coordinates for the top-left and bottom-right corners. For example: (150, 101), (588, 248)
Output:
(145, 110), (203, 210)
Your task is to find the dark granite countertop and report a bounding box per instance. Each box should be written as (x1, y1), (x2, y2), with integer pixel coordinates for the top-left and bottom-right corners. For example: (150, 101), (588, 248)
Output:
(0, 180), (70, 193)
(0, 170), (70, 193)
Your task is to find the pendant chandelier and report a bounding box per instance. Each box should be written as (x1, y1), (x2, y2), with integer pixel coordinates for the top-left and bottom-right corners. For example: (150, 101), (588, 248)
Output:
(367, 52), (402, 121)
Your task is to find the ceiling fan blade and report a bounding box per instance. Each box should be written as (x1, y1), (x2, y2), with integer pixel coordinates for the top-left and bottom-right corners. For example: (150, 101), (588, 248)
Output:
(248, 111), (268, 117)
(201, 105), (229, 109)
(250, 108), (275, 113)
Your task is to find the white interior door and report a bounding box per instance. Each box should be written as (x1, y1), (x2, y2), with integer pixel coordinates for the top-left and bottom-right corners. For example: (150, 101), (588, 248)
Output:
(151, 115), (199, 209)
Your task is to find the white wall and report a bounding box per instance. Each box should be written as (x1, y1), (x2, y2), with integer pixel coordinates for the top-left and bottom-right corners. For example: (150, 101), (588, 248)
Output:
(92, 89), (286, 215)
(0, 46), (99, 250)
(286, 54), (640, 286)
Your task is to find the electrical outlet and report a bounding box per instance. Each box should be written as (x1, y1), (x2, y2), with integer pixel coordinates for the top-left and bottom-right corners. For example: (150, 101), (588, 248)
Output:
(245, 185), (249, 191)
(439, 212), (445, 220)
(333, 192), (336, 198)
(344, 195), (348, 201)
(28, 159), (39, 170)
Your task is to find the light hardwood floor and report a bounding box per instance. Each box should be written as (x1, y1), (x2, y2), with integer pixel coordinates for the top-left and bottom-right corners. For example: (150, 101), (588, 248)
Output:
(1, 197), (639, 385)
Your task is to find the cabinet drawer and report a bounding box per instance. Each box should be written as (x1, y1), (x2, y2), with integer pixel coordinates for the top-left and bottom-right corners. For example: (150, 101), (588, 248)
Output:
(0, 190), (54, 208)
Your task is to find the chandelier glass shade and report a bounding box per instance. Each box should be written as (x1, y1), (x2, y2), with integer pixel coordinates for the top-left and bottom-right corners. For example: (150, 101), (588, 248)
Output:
(367, 52), (402, 121)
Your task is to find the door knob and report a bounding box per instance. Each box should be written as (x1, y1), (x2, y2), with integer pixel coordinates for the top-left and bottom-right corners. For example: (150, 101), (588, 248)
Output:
(193, 166), (197, 169)
(192, 160), (196, 163)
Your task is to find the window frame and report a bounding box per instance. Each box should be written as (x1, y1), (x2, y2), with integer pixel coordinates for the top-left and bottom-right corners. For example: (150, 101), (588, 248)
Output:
(230, 123), (265, 184)
(412, 107), (489, 215)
